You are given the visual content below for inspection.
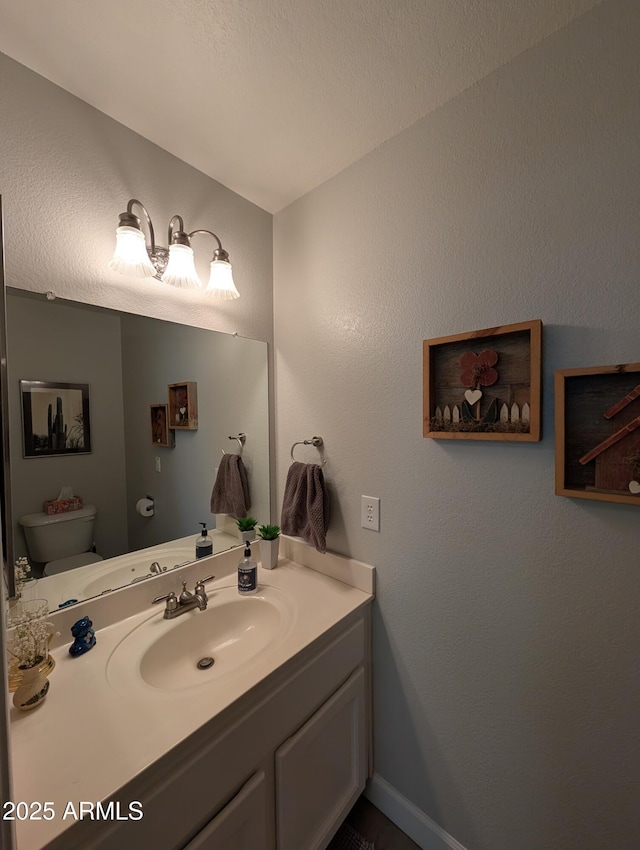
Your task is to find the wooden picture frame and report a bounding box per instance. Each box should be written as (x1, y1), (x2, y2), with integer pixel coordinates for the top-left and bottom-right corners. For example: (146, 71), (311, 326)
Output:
(168, 381), (198, 430)
(423, 320), (542, 441)
(150, 403), (174, 447)
(20, 380), (91, 457)
(555, 362), (640, 506)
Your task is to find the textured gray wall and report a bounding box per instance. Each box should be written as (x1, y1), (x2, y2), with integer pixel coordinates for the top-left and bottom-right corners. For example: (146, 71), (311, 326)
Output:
(274, 2), (640, 849)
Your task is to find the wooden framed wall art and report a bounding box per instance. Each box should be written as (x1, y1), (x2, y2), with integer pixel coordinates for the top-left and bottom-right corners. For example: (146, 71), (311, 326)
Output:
(150, 403), (174, 447)
(555, 362), (640, 506)
(423, 320), (542, 441)
(168, 381), (198, 430)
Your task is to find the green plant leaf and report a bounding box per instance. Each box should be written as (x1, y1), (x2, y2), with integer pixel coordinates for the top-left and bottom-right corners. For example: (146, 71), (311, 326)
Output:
(236, 516), (258, 531)
(257, 524), (280, 540)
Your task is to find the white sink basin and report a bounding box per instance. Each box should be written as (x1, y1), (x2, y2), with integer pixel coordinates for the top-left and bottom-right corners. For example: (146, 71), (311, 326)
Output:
(106, 584), (296, 693)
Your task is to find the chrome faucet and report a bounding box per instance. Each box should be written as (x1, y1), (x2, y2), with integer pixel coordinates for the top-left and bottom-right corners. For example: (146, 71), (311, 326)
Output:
(149, 561), (166, 575)
(152, 575), (215, 619)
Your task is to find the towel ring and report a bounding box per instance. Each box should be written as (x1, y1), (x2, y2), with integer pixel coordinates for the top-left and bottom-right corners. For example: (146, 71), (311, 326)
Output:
(222, 433), (246, 455)
(290, 436), (327, 465)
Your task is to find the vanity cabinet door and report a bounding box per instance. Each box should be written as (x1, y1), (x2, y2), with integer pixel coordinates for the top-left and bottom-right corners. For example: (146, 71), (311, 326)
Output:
(275, 667), (367, 850)
(182, 769), (269, 850)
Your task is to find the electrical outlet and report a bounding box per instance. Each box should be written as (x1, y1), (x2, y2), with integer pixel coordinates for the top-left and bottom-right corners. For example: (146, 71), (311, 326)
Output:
(155, 456), (161, 473)
(361, 495), (380, 531)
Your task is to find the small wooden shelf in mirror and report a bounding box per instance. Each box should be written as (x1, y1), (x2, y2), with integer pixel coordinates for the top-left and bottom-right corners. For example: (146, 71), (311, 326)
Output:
(168, 381), (198, 430)
(150, 403), (174, 447)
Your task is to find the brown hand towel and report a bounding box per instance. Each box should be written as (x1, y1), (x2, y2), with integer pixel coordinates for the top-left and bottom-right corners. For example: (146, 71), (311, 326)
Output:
(210, 453), (251, 517)
(280, 461), (329, 553)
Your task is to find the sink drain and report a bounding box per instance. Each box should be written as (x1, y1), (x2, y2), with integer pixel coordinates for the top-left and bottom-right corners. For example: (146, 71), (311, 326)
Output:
(197, 657), (215, 670)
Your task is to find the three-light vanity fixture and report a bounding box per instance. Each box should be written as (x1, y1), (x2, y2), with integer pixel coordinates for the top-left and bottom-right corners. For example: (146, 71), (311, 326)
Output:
(109, 199), (239, 299)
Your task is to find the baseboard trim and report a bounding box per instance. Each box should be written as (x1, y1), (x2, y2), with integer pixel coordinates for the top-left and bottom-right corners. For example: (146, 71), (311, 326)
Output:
(364, 774), (469, 850)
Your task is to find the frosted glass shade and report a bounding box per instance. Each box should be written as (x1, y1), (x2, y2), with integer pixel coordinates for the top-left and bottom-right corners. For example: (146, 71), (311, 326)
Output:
(205, 260), (239, 299)
(161, 244), (201, 289)
(109, 226), (156, 278)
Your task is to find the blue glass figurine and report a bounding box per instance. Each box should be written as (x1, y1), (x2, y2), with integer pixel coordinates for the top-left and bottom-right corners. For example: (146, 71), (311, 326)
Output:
(69, 616), (96, 657)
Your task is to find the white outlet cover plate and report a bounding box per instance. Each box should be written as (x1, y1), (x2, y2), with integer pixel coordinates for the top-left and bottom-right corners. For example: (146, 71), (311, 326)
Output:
(361, 496), (380, 531)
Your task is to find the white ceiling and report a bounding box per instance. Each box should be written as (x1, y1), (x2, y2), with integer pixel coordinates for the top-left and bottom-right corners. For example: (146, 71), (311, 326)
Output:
(0, 0), (601, 212)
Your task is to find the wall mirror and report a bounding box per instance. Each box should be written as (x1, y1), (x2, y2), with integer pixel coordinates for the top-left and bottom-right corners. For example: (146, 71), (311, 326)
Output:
(3, 286), (270, 610)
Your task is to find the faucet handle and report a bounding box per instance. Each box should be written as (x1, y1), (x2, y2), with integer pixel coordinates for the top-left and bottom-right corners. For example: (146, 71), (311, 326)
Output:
(195, 574), (215, 593)
(196, 574), (215, 586)
(152, 591), (178, 612)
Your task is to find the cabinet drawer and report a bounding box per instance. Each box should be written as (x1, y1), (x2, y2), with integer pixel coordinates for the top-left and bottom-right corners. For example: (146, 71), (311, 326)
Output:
(182, 770), (269, 850)
(275, 667), (367, 850)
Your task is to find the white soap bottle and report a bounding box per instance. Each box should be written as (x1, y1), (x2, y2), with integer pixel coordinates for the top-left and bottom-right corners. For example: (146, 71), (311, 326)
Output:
(237, 542), (258, 595)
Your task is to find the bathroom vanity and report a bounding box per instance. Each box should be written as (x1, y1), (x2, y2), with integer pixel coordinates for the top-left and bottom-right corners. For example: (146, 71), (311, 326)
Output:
(8, 539), (374, 850)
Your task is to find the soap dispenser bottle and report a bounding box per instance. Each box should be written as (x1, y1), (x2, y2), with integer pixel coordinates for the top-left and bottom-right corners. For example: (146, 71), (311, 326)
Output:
(196, 523), (213, 559)
(237, 542), (258, 595)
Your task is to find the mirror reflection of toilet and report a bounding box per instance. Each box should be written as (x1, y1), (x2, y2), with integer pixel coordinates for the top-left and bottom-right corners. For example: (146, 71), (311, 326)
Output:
(18, 505), (103, 576)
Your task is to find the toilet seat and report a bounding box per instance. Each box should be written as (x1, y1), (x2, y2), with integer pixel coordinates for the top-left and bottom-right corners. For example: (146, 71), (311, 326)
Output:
(44, 552), (104, 576)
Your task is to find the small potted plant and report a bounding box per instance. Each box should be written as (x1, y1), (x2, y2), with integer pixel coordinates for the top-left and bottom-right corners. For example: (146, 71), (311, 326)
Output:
(236, 516), (258, 544)
(257, 523), (281, 570)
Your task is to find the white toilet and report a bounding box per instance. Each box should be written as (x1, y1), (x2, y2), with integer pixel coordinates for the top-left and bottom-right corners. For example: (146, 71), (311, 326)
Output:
(19, 505), (103, 576)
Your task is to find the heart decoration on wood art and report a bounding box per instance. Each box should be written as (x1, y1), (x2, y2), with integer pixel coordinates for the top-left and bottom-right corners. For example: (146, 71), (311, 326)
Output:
(464, 389), (483, 406)
(629, 480), (640, 494)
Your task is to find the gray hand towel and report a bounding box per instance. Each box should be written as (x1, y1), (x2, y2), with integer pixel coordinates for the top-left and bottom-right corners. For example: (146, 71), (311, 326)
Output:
(280, 461), (329, 553)
(210, 453), (251, 517)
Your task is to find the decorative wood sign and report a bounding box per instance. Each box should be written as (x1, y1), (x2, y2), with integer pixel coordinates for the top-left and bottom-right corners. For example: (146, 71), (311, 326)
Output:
(555, 362), (640, 505)
(423, 320), (542, 441)
(150, 403), (174, 447)
(168, 381), (198, 431)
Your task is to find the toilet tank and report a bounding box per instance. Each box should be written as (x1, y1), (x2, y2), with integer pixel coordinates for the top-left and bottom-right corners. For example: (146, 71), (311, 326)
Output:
(19, 505), (97, 563)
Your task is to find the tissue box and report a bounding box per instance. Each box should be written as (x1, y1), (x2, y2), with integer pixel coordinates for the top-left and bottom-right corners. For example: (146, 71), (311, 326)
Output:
(43, 497), (84, 515)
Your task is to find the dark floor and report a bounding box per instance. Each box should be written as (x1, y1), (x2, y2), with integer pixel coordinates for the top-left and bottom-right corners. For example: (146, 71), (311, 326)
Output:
(340, 795), (421, 850)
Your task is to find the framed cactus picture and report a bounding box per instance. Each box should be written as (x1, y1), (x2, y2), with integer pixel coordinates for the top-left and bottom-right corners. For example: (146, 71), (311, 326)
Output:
(423, 320), (542, 442)
(20, 380), (91, 457)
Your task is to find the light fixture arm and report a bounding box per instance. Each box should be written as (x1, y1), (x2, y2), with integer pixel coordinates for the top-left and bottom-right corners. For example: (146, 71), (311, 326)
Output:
(168, 215), (192, 247)
(188, 229), (230, 262)
(122, 199), (157, 252)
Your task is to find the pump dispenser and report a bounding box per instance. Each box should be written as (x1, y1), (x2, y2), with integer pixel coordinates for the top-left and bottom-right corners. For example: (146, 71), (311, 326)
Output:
(237, 541), (258, 595)
(196, 522), (213, 559)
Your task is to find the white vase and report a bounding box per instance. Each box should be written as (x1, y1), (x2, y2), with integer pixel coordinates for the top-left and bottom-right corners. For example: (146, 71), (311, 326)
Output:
(259, 537), (279, 570)
(240, 530), (256, 544)
(13, 658), (50, 711)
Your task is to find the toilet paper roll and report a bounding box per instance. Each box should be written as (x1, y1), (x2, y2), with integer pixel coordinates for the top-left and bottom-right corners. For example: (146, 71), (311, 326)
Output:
(136, 497), (155, 517)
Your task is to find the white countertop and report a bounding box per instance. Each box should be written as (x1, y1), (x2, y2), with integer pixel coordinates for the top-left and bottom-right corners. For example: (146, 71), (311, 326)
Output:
(9, 542), (374, 850)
